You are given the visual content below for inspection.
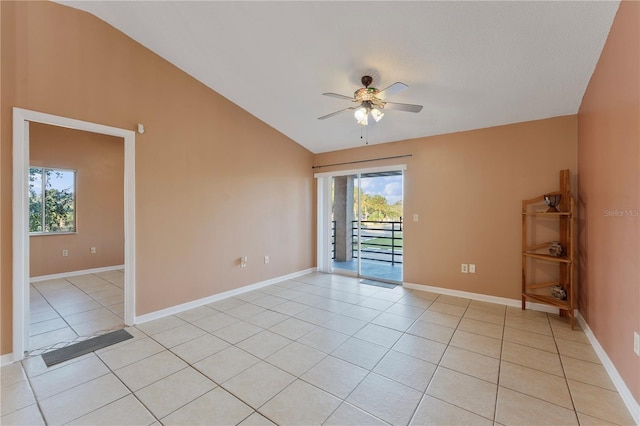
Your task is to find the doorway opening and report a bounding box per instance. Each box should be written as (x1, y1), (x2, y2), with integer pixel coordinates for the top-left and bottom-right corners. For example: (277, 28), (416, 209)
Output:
(12, 108), (136, 362)
(27, 123), (126, 355)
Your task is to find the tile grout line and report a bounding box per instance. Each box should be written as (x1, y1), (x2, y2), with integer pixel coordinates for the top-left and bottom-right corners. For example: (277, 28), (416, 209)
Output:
(159, 314), (317, 422)
(17, 272), (619, 425)
(190, 283), (406, 424)
(29, 283), (79, 340)
(408, 296), (488, 425)
(65, 274), (125, 320)
(492, 301), (508, 424)
(27, 272), (125, 355)
(551, 314), (583, 425)
(496, 312), (594, 419)
(87, 326), (163, 425)
(15, 361), (49, 426)
(547, 314), (580, 424)
(176, 287), (604, 423)
(27, 282), (80, 356)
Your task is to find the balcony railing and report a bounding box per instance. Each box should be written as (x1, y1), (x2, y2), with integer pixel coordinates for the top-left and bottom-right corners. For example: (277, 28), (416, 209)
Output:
(331, 219), (403, 265)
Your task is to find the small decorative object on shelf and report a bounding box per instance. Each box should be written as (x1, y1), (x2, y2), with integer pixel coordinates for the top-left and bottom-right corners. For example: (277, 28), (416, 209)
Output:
(548, 241), (563, 257)
(522, 169), (575, 329)
(551, 285), (567, 300)
(544, 194), (562, 212)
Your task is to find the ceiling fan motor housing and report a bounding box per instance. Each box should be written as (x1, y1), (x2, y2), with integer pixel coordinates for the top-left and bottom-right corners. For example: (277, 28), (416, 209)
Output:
(355, 75), (381, 102)
(355, 87), (381, 102)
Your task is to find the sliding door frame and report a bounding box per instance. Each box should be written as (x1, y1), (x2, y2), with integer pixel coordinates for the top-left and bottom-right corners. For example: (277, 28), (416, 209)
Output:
(314, 164), (406, 278)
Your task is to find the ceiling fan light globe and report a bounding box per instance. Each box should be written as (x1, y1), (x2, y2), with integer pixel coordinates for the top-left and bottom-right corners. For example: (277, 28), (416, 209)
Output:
(354, 107), (368, 121)
(354, 106), (369, 125)
(371, 108), (384, 122)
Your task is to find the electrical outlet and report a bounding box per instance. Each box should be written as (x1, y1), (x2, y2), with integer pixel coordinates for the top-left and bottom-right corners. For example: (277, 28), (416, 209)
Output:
(469, 264), (476, 273)
(413, 214), (419, 222)
(62, 249), (68, 257)
(90, 247), (97, 254)
(240, 256), (248, 268)
(264, 255), (269, 264)
(634, 332), (639, 356)
(461, 264), (468, 273)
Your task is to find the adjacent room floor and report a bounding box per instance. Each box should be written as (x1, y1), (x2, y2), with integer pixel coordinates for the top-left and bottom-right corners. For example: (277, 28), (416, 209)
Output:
(1, 272), (634, 425)
(28, 270), (125, 355)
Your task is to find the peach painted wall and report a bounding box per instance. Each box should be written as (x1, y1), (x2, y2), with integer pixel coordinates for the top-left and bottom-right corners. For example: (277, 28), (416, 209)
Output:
(1, 1), (315, 355)
(314, 116), (578, 299)
(577, 1), (639, 404)
(0, 0), (17, 356)
(29, 123), (125, 277)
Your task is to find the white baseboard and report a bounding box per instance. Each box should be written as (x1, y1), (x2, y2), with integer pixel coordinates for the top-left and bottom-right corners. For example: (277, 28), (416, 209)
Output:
(402, 282), (561, 314)
(575, 312), (640, 425)
(135, 267), (317, 324)
(30, 264), (125, 282)
(1, 352), (16, 367)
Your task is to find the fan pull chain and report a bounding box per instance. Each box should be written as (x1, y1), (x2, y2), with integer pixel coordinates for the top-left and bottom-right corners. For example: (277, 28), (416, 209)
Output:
(360, 126), (369, 145)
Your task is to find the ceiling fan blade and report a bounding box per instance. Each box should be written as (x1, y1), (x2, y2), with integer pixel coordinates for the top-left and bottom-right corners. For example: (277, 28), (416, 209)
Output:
(376, 82), (408, 99)
(322, 92), (355, 101)
(318, 107), (357, 120)
(383, 102), (423, 113)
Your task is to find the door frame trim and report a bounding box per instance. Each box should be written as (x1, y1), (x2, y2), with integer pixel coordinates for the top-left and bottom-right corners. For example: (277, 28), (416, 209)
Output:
(12, 107), (136, 359)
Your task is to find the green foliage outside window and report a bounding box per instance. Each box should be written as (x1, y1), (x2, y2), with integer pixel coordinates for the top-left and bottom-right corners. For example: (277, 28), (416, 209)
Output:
(29, 167), (76, 233)
(355, 190), (402, 222)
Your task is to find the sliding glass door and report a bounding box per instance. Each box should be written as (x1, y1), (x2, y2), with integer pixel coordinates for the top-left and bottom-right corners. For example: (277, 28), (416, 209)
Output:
(329, 170), (403, 283)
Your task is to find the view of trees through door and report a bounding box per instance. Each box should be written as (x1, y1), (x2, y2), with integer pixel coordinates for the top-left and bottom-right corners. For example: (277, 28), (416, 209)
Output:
(332, 170), (403, 283)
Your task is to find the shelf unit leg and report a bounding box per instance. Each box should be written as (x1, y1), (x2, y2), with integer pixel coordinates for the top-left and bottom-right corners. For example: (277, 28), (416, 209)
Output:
(570, 312), (575, 330)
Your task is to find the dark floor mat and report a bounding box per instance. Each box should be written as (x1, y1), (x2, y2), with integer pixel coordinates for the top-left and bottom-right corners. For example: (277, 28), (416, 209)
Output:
(360, 279), (399, 289)
(41, 329), (133, 367)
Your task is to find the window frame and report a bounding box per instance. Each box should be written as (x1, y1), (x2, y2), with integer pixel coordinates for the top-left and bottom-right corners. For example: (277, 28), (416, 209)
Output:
(29, 166), (77, 236)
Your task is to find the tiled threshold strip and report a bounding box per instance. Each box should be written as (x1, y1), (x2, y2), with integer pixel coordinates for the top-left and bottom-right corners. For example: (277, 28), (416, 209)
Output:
(27, 324), (126, 358)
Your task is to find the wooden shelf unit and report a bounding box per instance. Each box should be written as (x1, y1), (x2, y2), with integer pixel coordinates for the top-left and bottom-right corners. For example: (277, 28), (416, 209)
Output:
(521, 169), (576, 329)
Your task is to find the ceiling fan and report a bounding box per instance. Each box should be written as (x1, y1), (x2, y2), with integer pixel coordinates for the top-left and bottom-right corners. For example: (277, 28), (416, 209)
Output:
(318, 75), (423, 125)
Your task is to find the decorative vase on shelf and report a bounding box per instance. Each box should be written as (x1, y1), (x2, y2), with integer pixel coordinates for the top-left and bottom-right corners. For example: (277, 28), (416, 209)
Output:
(551, 285), (567, 300)
(548, 241), (563, 257)
(544, 194), (561, 212)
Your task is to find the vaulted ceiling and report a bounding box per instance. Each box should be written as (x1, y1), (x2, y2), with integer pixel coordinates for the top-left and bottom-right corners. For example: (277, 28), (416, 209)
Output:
(57, 1), (619, 153)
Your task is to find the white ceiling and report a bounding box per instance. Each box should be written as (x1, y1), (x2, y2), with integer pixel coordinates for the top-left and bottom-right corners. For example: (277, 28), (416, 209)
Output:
(57, 1), (619, 154)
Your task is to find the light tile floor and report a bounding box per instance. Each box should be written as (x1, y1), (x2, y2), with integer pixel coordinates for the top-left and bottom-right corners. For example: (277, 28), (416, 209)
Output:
(1, 272), (635, 425)
(28, 270), (125, 355)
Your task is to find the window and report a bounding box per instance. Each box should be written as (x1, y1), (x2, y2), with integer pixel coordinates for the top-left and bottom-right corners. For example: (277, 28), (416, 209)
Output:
(29, 167), (76, 234)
